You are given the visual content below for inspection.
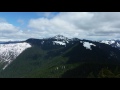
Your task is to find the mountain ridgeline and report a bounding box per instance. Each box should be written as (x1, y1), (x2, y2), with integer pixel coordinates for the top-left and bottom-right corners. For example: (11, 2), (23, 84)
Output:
(0, 35), (120, 78)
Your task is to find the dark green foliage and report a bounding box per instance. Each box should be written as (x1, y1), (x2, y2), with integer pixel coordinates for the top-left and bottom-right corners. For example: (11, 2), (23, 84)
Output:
(64, 41), (120, 64)
(97, 67), (120, 78)
(61, 63), (120, 78)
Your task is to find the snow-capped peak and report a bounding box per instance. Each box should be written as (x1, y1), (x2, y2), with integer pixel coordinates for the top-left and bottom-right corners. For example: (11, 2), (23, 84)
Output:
(99, 39), (120, 49)
(52, 35), (69, 40)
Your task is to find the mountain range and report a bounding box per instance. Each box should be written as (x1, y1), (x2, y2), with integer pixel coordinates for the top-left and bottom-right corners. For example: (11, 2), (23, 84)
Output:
(0, 35), (120, 78)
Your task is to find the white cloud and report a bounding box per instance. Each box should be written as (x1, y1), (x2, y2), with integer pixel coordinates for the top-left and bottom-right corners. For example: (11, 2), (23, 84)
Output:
(2, 12), (120, 41)
(28, 12), (120, 40)
(0, 21), (25, 41)
(0, 23), (18, 32)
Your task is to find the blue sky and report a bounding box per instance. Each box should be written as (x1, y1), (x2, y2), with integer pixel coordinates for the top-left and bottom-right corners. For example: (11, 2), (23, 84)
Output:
(0, 12), (59, 27)
(0, 12), (120, 41)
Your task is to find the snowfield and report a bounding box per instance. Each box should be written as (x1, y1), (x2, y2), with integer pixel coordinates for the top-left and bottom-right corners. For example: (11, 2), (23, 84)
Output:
(101, 40), (115, 45)
(53, 41), (66, 45)
(83, 42), (96, 50)
(0, 42), (31, 70)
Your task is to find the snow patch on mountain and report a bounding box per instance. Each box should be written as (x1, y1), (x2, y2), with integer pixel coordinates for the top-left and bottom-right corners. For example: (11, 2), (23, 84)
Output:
(117, 42), (120, 47)
(100, 40), (115, 45)
(101, 40), (110, 45)
(41, 41), (44, 44)
(110, 41), (115, 44)
(80, 41), (83, 43)
(100, 40), (120, 49)
(53, 41), (66, 46)
(83, 42), (96, 50)
(0, 42), (31, 70)
(66, 41), (69, 43)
